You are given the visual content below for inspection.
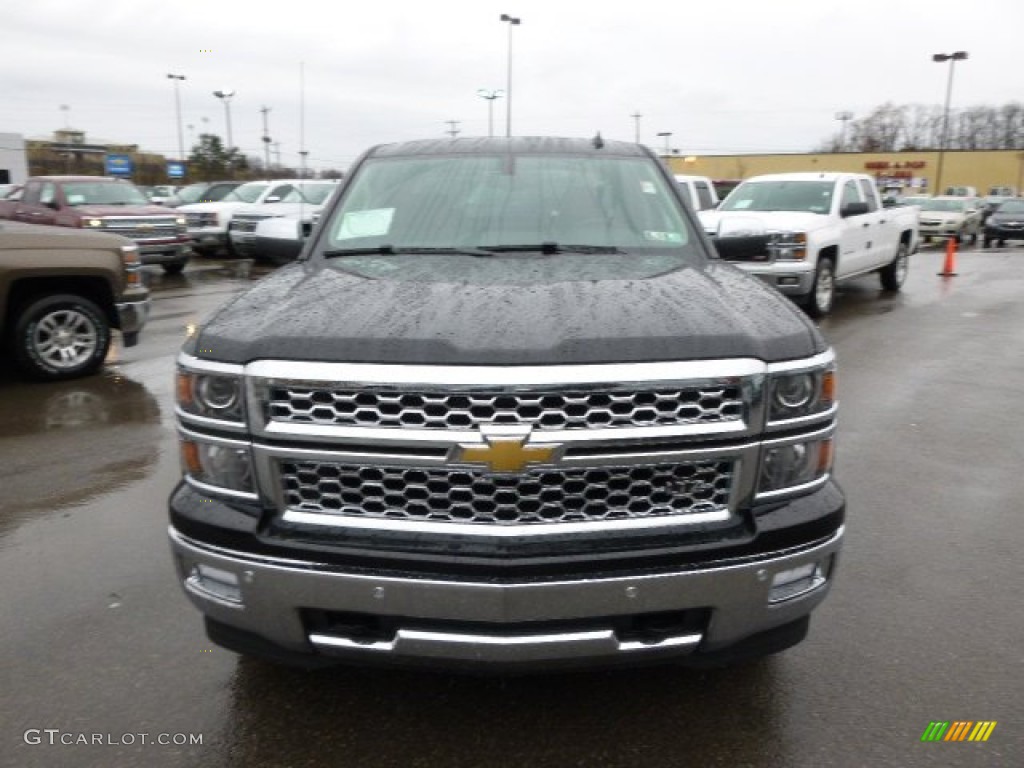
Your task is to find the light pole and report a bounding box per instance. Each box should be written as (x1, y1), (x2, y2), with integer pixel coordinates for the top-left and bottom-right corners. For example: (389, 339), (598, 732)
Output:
(477, 89), (504, 137)
(656, 131), (672, 155)
(500, 14), (520, 137)
(932, 51), (968, 195)
(213, 89), (235, 177)
(631, 112), (642, 144)
(167, 74), (186, 165)
(834, 110), (853, 152)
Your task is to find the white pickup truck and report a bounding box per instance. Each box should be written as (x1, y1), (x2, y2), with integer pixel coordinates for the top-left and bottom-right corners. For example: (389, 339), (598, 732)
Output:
(699, 172), (919, 316)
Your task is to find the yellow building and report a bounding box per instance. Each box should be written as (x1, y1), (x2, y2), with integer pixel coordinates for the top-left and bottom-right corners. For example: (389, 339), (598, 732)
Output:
(665, 149), (1024, 197)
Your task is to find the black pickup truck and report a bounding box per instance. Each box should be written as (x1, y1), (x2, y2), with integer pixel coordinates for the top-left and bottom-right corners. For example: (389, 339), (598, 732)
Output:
(169, 137), (844, 671)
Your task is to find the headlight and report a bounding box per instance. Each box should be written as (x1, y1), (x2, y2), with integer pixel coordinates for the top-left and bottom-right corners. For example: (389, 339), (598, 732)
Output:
(180, 436), (254, 495)
(758, 437), (834, 495)
(767, 366), (835, 423)
(767, 231), (807, 260)
(120, 244), (141, 267)
(177, 369), (245, 423)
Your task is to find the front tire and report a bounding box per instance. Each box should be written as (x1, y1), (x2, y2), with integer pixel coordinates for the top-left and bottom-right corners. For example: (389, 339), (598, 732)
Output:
(12, 294), (111, 380)
(162, 261), (187, 275)
(880, 241), (910, 292)
(803, 256), (836, 317)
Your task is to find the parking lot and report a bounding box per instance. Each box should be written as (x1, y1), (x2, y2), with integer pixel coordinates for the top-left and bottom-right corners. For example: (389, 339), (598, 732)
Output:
(1, 243), (1022, 768)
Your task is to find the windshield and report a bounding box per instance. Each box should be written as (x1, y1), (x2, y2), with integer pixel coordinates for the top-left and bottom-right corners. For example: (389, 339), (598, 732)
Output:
(63, 182), (150, 206)
(323, 154), (690, 251)
(920, 199), (967, 212)
(720, 180), (834, 214)
(995, 200), (1024, 214)
(281, 183), (336, 205)
(223, 182), (269, 203)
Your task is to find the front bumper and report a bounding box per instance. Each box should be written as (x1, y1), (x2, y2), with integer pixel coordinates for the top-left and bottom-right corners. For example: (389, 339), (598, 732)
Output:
(188, 228), (229, 250)
(729, 260), (815, 297)
(136, 241), (189, 265)
(919, 221), (965, 238)
(169, 520), (843, 669)
(115, 291), (150, 347)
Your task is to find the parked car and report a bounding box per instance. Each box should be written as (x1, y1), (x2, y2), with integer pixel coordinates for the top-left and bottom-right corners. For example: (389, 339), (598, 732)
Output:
(673, 174), (719, 211)
(163, 181), (241, 209)
(0, 220), (149, 379)
(169, 136), (844, 671)
(943, 185), (978, 198)
(0, 176), (190, 273)
(147, 185), (178, 205)
(179, 179), (301, 256)
(982, 199), (1024, 247)
(917, 196), (983, 244)
(699, 172), (919, 316)
(228, 181), (338, 262)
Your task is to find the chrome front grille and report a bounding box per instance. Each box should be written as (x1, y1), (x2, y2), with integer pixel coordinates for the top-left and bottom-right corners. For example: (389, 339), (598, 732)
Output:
(104, 217), (180, 241)
(281, 459), (735, 525)
(231, 215), (271, 233)
(267, 385), (744, 431)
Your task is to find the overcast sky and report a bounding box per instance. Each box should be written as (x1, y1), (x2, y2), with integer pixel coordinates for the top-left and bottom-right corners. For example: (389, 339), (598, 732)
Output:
(5, 0), (1024, 173)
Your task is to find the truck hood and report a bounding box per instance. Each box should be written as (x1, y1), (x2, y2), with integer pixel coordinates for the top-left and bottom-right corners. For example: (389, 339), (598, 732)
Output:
(178, 201), (252, 214)
(699, 210), (827, 236)
(232, 201), (325, 219)
(193, 256), (824, 366)
(72, 204), (178, 217)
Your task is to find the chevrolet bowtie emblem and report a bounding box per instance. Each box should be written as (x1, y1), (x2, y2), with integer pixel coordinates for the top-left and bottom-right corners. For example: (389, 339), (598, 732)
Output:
(455, 430), (560, 473)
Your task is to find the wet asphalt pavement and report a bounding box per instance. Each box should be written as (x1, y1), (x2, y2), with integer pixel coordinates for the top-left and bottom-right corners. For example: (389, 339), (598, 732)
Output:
(1, 248), (1022, 768)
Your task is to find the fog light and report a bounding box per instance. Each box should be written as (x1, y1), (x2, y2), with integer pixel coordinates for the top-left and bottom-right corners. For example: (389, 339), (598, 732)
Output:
(188, 564), (242, 604)
(769, 560), (827, 603)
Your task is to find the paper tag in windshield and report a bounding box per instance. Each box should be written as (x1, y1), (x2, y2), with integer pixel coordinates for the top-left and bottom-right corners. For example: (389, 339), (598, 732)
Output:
(641, 181), (657, 195)
(335, 208), (394, 240)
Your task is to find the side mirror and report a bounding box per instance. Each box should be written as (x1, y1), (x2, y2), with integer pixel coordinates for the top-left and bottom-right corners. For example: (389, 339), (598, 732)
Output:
(840, 201), (869, 217)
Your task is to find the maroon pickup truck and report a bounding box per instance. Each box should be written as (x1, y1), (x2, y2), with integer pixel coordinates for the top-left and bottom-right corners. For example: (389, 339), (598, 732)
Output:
(0, 176), (191, 274)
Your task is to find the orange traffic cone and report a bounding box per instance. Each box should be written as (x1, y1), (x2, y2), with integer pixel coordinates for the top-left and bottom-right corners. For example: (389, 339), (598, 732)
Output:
(938, 236), (958, 277)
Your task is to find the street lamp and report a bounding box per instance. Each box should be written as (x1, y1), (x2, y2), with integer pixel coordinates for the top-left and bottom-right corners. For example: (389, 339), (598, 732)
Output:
(656, 131), (672, 155)
(834, 110), (853, 152)
(932, 51), (968, 195)
(477, 89), (504, 137)
(499, 14), (520, 137)
(167, 74), (186, 164)
(213, 89), (235, 177)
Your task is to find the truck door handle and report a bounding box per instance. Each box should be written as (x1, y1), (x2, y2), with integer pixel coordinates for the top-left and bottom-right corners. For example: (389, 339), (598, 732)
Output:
(879, 219), (887, 224)
(862, 222), (870, 228)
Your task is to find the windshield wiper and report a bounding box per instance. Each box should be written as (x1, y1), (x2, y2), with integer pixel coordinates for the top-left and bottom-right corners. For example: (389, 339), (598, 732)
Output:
(323, 245), (495, 258)
(480, 243), (625, 254)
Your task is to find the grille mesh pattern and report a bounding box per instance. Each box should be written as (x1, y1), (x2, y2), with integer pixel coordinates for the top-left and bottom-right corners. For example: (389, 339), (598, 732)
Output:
(104, 218), (180, 241)
(268, 386), (743, 431)
(281, 460), (734, 525)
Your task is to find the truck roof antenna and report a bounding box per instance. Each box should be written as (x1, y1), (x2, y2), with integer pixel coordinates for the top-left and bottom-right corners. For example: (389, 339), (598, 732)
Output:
(592, 132), (604, 149)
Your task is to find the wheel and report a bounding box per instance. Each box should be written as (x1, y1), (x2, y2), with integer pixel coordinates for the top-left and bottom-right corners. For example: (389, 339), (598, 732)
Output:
(162, 261), (187, 275)
(970, 229), (978, 245)
(999, 240), (1006, 247)
(983, 237), (992, 248)
(803, 256), (835, 317)
(879, 241), (910, 292)
(11, 294), (111, 380)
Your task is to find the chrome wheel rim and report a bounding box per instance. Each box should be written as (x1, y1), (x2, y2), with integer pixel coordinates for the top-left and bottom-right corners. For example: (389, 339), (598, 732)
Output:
(895, 248), (909, 285)
(32, 309), (98, 369)
(816, 264), (834, 311)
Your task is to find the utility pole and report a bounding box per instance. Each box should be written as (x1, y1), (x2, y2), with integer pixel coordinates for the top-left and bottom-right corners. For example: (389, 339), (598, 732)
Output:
(631, 112), (642, 144)
(445, 120), (461, 138)
(260, 106), (272, 172)
(273, 141), (282, 168)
